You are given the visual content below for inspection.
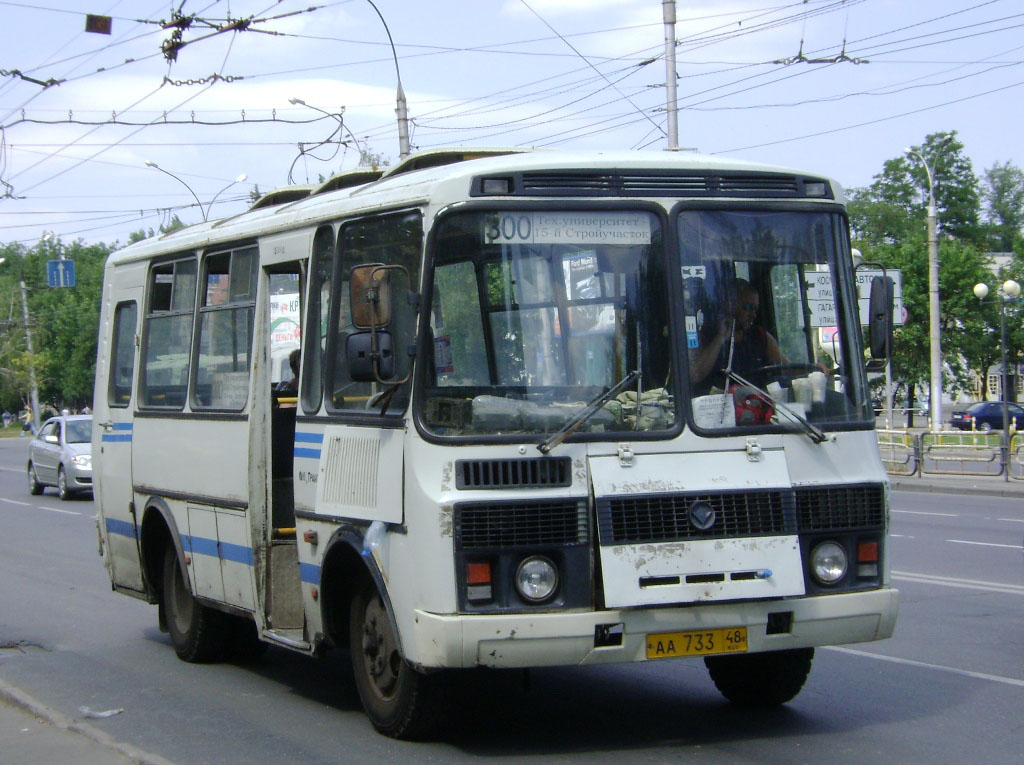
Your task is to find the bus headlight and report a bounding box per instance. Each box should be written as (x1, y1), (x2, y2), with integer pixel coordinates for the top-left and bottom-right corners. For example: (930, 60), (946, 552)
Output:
(515, 556), (558, 603)
(810, 541), (848, 585)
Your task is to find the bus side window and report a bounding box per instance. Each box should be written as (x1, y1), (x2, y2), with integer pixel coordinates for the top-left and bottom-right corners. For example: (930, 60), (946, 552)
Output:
(108, 302), (138, 407)
(141, 258), (196, 409)
(193, 246), (259, 410)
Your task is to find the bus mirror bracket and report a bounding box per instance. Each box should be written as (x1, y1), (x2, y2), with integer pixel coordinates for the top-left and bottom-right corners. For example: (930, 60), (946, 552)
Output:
(351, 264), (391, 329)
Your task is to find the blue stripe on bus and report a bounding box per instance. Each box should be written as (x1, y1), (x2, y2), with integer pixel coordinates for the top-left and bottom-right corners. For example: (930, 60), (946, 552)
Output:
(179, 534), (254, 567)
(299, 562), (321, 585)
(294, 431), (322, 460)
(105, 517), (136, 538)
(102, 422), (133, 442)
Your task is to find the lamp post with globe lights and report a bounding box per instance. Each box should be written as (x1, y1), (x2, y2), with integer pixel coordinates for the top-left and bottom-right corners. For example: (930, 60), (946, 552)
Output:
(972, 278), (1021, 480)
(905, 134), (954, 431)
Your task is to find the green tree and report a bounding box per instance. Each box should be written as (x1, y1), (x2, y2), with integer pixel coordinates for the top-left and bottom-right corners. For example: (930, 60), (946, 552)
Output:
(0, 237), (110, 413)
(850, 132), (994, 414)
(981, 160), (1024, 252)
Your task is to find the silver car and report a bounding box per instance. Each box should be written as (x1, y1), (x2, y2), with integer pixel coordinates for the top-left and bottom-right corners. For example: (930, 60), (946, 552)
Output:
(27, 415), (93, 500)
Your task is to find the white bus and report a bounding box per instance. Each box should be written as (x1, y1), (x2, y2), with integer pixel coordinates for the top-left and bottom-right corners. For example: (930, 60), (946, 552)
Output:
(93, 149), (897, 738)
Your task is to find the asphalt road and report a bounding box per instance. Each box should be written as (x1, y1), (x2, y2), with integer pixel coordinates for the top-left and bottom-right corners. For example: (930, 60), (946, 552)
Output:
(1, 436), (1021, 763)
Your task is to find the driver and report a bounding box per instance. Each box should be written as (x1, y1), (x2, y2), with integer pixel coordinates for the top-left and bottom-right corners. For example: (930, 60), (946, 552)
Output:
(689, 279), (787, 388)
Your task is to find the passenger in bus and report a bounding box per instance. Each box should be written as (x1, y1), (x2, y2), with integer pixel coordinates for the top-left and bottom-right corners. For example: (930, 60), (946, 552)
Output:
(275, 349), (301, 395)
(689, 279), (787, 389)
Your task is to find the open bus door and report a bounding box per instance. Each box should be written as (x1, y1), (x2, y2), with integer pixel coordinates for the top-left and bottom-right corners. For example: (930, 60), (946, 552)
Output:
(94, 261), (146, 593)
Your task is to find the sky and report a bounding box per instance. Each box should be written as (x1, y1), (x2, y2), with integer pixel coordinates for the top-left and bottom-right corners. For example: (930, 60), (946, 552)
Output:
(1, 0), (1022, 248)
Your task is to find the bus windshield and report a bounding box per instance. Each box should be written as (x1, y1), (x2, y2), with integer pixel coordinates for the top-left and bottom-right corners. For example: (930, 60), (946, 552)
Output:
(420, 209), (674, 437)
(679, 208), (870, 431)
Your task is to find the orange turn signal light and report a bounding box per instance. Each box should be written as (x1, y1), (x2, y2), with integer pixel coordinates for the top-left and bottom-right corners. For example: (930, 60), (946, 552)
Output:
(466, 562), (492, 585)
(857, 541), (878, 563)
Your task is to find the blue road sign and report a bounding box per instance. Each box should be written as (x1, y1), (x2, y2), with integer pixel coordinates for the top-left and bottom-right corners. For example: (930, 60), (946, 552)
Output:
(46, 259), (75, 287)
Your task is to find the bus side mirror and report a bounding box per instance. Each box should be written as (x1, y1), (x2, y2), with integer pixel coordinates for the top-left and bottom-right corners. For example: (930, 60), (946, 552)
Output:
(867, 275), (893, 370)
(347, 331), (395, 382)
(351, 264), (391, 329)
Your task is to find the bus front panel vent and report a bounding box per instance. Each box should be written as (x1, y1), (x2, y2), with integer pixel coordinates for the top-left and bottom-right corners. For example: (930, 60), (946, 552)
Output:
(455, 457), (572, 490)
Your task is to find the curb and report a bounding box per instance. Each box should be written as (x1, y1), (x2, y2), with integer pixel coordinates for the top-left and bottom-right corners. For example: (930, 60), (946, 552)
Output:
(0, 677), (173, 765)
(888, 477), (1024, 499)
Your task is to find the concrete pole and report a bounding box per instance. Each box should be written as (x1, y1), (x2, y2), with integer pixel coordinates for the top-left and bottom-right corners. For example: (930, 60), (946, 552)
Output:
(926, 197), (943, 432)
(19, 278), (40, 431)
(663, 0), (678, 150)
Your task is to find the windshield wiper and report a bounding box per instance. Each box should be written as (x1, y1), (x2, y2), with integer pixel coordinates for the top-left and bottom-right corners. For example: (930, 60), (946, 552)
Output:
(537, 370), (639, 454)
(724, 370), (829, 444)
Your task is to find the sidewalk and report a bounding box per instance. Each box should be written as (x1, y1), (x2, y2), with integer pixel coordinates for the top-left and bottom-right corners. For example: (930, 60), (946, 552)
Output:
(0, 678), (171, 765)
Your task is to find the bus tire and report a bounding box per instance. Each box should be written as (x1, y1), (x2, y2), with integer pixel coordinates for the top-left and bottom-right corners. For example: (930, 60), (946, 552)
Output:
(705, 647), (814, 706)
(349, 577), (443, 739)
(27, 462), (43, 495)
(162, 546), (226, 663)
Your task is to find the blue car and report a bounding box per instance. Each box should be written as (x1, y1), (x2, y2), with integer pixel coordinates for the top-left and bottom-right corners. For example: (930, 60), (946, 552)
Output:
(949, 401), (1024, 431)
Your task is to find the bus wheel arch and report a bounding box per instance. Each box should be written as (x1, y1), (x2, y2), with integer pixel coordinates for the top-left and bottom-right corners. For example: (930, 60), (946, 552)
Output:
(318, 528), (402, 655)
(139, 498), (182, 608)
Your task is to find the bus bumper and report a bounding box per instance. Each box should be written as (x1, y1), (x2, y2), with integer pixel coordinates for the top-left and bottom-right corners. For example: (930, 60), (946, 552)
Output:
(408, 588), (898, 669)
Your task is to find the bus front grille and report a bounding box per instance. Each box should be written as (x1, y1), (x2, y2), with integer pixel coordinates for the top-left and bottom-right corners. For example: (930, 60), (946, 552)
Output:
(597, 491), (788, 545)
(454, 499), (588, 550)
(597, 484), (885, 545)
(794, 484), (885, 531)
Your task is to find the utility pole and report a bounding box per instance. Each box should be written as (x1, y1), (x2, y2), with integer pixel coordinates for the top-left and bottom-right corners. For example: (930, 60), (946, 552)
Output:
(19, 276), (40, 431)
(663, 0), (678, 150)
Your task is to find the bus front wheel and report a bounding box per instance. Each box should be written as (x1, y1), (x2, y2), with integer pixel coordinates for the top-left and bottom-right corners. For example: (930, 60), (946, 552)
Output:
(162, 546), (226, 662)
(349, 577), (444, 739)
(705, 647), (814, 706)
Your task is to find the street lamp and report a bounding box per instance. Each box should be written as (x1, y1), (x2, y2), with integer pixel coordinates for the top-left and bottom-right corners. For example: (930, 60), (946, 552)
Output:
(145, 161), (203, 220)
(364, 0), (410, 158)
(207, 173), (248, 218)
(905, 134), (954, 432)
(145, 162), (247, 222)
(973, 279), (1021, 480)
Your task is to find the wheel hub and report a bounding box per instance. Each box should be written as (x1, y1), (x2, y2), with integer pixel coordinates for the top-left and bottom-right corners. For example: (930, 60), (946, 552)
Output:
(361, 596), (399, 697)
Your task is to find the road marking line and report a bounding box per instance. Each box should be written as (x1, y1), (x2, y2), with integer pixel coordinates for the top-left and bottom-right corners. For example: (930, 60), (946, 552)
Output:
(998, 517), (1024, 523)
(893, 570), (1024, 595)
(826, 646), (1024, 688)
(892, 510), (958, 517)
(1, 497), (81, 516)
(947, 539), (1020, 550)
(39, 506), (80, 516)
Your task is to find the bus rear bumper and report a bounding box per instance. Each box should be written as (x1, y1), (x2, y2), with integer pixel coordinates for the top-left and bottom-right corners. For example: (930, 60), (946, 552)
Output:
(409, 588), (898, 669)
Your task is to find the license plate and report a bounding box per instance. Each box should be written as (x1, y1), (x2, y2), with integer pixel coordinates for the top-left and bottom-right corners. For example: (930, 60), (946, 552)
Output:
(646, 627), (748, 659)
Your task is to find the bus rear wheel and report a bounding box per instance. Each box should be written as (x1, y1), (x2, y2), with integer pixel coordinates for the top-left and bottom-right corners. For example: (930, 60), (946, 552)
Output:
(705, 647), (814, 706)
(162, 546), (226, 662)
(349, 577), (443, 739)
